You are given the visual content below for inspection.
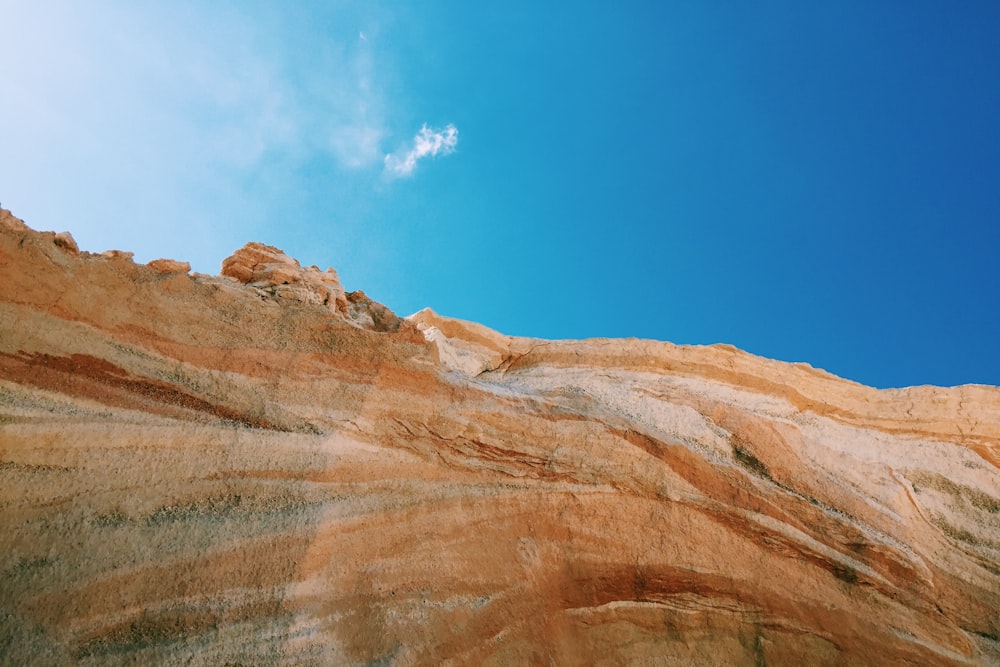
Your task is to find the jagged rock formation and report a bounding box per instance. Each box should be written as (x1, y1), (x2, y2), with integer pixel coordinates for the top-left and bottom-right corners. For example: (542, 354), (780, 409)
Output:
(1, 208), (998, 666)
(220, 241), (405, 333)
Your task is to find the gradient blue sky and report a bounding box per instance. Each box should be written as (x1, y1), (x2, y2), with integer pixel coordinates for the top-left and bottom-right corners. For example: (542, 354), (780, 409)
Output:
(2, 1), (998, 389)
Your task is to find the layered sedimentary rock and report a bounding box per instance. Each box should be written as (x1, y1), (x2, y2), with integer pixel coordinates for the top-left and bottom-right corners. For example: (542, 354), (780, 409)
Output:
(1, 208), (998, 666)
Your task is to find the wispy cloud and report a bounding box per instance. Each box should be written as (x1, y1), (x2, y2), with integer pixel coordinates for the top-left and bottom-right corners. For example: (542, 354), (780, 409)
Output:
(0, 1), (458, 275)
(318, 32), (386, 169)
(0, 3), (395, 258)
(383, 124), (459, 178)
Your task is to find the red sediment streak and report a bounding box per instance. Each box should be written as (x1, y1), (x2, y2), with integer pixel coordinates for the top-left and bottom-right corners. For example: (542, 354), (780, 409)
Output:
(0, 351), (282, 430)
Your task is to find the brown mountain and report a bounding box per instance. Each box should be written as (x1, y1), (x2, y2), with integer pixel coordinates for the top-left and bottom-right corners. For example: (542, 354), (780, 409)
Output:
(1, 208), (998, 665)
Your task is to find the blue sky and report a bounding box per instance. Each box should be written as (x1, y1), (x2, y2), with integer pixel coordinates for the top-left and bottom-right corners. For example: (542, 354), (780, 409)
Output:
(2, 1), (998, 389)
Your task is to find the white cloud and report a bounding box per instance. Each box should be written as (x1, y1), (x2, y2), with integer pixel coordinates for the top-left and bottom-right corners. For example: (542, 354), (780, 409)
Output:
(383, 124), (459, 178)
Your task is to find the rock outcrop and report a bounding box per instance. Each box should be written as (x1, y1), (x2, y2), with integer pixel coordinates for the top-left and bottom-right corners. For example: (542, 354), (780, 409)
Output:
(1, 208), (998, 666)
(147, 258), (191, 274)
(220, 241), (405, 333)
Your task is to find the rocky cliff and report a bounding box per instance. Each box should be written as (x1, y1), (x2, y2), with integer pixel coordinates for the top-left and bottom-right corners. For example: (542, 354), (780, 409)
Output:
(1, 208), (998, 666)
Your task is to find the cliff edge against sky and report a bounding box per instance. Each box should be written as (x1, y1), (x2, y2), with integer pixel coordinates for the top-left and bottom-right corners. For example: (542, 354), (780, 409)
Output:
(1, 208), (998, 665)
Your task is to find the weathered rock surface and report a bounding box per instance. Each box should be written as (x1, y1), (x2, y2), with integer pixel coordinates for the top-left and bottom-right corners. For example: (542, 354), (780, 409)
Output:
(1, 207), (998, 665)
(219, 241), (404, 333)
(147, 258), (191, 274)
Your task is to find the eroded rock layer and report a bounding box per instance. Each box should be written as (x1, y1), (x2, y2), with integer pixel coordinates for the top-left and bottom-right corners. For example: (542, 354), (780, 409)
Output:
(1, 208), (998, 665)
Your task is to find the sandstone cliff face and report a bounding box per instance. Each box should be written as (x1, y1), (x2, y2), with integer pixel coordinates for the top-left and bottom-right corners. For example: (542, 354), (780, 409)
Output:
(1, 208), (998, 666)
